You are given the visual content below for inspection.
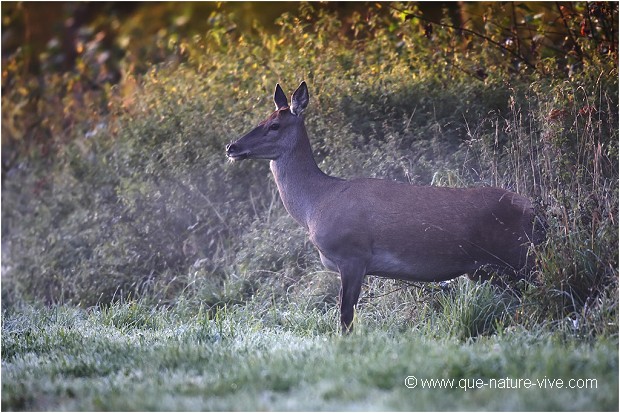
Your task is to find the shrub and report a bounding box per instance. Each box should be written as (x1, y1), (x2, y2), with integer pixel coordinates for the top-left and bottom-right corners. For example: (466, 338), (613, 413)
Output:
(2, 4), (617, 335)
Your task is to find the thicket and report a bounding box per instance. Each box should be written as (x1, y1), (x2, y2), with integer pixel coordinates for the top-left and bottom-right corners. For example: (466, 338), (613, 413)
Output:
(2, 2), (618, 337)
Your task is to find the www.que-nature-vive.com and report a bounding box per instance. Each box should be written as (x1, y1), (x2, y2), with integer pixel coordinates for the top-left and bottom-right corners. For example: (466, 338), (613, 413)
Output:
(404, 376), (598, 391)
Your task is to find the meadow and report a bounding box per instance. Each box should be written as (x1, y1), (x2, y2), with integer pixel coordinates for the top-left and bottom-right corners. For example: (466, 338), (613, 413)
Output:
(1, 2), (618, 411)
(2, 298), (618, 411)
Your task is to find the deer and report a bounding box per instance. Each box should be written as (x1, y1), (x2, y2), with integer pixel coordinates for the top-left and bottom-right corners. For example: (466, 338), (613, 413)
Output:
(226, 81), (544, 333)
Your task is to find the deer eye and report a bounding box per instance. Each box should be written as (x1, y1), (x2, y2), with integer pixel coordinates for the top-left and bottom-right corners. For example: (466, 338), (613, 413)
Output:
(269, 123), (280, 131)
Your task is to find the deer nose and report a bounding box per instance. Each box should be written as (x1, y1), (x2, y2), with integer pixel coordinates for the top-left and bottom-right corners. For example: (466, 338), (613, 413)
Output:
(225, 143), (237, 154)
(226, 142), (249, 160)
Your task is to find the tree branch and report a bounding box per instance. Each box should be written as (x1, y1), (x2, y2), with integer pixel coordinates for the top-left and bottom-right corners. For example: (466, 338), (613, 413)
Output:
(389, 4), (537, 71)
(555, 2), (589, 61)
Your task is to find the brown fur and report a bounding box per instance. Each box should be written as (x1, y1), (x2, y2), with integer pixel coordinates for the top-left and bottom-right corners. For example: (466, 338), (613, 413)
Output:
(227, 82), (543, 333)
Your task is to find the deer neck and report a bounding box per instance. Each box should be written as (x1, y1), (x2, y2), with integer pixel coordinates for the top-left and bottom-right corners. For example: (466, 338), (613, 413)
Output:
(270, 125), (333, 228)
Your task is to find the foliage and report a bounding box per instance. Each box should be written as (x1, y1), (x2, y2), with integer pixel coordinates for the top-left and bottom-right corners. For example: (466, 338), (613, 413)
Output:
(1, 2), (618, 338)
(393, 2), (617, 78)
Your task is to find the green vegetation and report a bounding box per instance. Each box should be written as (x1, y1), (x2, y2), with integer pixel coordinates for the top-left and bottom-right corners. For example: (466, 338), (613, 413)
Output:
(2, 301), (618, 411)
(1, 2), (618, 411)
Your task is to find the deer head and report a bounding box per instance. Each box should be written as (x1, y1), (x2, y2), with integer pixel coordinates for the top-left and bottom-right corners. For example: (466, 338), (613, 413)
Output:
(226, 81), (309, 161)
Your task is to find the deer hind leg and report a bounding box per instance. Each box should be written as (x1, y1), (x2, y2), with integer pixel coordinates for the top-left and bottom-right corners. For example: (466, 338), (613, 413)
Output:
(338, 261), (366, 334)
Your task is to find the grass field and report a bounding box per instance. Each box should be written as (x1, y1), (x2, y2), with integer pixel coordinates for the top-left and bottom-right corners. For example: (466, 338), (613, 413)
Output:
(2, 298), (618, 411)
(2, 3), (618, 411)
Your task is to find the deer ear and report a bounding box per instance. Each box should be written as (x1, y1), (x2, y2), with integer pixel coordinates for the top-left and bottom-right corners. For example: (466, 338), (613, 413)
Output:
(274, 84), (288, 110)
(290, 81), (309, 116)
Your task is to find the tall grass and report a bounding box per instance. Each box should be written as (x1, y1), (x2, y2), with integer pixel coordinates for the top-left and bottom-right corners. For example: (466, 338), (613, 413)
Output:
(1, 4), (617, 336)
(483, 73), (618, 332)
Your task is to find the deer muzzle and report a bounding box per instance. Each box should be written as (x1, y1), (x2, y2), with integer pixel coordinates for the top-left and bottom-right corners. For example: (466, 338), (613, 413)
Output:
(225, 143), (250, 161)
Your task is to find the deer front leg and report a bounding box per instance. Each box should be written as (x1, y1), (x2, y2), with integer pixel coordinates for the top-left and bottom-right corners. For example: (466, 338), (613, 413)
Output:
(339, 263), (365, 334)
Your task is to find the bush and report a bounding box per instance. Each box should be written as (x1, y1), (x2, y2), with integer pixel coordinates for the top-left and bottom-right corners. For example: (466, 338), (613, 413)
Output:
(2, 3), (617, 335)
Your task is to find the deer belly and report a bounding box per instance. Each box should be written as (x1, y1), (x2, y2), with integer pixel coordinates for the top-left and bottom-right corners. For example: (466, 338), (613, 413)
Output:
(318, 251), (339, 272)
(367, 250), (478, 282)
